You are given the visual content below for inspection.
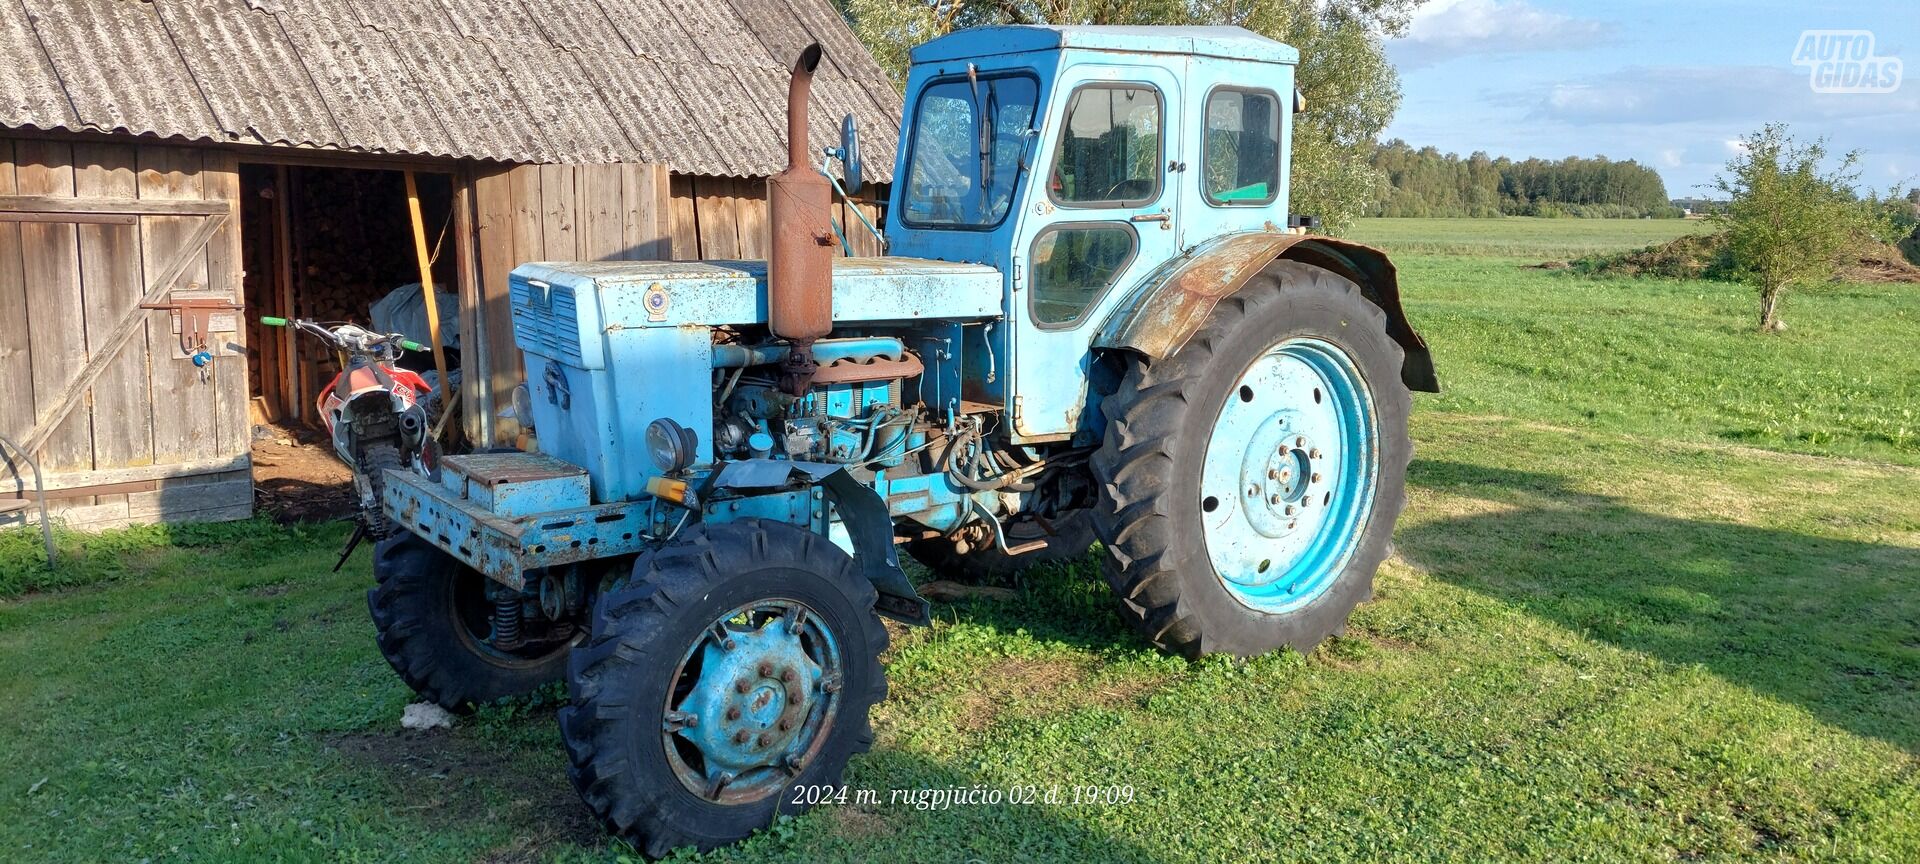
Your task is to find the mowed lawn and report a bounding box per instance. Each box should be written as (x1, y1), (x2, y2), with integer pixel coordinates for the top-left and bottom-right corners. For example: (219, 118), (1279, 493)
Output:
(2, 219), (1916, 863)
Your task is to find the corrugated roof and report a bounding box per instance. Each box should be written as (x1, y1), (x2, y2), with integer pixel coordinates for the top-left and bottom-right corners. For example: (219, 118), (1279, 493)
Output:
(1, 0), (901, 180)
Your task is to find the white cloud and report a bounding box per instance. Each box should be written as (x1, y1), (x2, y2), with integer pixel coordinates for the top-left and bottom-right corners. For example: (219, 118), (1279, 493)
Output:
(1659, 148), (1685, 168)
(1390, 0), (1608, 68)
(1527, 65), (1920, 125)
(1723, 138), (1750, 156)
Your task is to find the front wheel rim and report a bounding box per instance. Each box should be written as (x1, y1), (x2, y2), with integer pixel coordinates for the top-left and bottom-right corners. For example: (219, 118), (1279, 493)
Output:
(663, 599), (842, 804)
(1199, 337), (1378, 614)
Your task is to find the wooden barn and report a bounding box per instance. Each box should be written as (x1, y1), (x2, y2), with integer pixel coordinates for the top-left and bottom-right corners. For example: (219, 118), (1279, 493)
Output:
(0, 0), (898, 531)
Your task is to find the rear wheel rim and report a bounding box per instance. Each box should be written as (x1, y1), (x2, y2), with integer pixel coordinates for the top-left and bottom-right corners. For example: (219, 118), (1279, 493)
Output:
(663, 599), (842, 804)
(1198, 337), (1378, 614)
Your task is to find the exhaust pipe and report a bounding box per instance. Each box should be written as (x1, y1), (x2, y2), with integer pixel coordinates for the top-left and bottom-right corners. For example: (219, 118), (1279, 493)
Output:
(768, 43), (833, 396)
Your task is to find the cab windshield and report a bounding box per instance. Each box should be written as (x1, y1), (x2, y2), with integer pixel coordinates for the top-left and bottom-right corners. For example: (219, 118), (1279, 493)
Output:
(900, 73), (1040, 229)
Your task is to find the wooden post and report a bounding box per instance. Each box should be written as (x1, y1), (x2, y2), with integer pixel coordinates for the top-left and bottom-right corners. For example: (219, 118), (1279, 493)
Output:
(274, 165), (297, 420)
(404, 170), (451, 439)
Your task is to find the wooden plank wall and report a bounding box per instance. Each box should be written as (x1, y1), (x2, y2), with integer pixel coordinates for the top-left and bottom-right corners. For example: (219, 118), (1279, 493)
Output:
(673, 175), (886, 261)
(468, 163), (674, 443)
(0, 136), (251, 530)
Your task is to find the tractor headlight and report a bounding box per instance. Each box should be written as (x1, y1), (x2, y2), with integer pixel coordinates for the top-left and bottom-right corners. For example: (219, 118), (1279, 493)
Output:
(646, 417), (699, 474)
(511, 383), (534, 430)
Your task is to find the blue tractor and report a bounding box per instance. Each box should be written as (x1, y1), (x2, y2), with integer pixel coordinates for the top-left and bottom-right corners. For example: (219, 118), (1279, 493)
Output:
(369, 25), (1435, 856)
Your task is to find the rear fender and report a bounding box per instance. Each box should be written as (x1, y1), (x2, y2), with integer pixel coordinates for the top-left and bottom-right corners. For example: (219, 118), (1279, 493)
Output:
(1094, 233), (1438, 392)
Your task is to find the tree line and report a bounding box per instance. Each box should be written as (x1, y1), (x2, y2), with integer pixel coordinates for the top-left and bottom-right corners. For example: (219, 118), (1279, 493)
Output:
(1369, 140), (1681, 218)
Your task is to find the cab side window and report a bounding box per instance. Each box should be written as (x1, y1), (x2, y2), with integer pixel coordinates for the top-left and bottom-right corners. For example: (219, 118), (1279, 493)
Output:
(1203, 89), (1280, 205)
(1049, 85), (1162, 207)
(1029, 223), (1137, 327)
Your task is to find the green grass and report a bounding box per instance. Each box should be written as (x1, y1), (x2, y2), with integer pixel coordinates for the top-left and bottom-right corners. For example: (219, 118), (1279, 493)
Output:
(3, 220), (1917, 862)
(1351, 216), (1709, 259)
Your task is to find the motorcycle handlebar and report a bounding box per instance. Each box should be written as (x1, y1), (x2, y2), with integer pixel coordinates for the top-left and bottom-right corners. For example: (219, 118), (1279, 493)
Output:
(259, 316), (426, 353)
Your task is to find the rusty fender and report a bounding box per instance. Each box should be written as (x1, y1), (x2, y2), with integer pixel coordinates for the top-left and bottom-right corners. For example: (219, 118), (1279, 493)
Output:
(1095, 232), (1439, 393)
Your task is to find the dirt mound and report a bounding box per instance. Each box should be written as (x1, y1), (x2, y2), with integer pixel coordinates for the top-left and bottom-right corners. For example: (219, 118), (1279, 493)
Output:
(1569, 231), (1920, 284)
(1850, 244), (1920, 283)
(1569, 232), (1733, 280)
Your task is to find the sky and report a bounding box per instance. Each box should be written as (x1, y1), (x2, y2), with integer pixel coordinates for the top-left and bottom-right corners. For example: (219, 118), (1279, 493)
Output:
(1381, 0), (1919, 199)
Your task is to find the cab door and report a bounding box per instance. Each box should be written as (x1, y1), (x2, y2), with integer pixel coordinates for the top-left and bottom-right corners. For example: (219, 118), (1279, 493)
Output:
(1007, 59), (1185, 440)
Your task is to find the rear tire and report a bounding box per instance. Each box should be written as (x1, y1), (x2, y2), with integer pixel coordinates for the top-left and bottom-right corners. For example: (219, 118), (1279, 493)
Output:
(368, 535), (575, 710)
(559, 520), (889, 858)
(1091, 261), (1411, 658)
(357, 442), (404, 538)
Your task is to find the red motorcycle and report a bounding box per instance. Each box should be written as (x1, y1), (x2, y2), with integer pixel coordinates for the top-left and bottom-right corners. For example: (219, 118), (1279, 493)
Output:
(261, 317), (440, 545)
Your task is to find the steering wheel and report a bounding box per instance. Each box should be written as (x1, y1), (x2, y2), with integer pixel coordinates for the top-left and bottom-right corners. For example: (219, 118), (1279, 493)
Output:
(1098, 177), (1154, 202)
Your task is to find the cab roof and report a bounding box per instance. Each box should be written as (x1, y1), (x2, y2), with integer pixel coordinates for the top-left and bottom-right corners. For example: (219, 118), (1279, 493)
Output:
(910, 25), (1299, 66)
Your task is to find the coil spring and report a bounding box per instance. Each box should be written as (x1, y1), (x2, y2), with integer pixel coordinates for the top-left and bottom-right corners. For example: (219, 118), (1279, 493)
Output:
(491, 595), (522, 646)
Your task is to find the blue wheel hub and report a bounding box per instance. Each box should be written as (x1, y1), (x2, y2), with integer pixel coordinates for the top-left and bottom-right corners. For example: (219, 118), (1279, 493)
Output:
(1199, 337), (1378, 614)
(664, 600), (840, 802)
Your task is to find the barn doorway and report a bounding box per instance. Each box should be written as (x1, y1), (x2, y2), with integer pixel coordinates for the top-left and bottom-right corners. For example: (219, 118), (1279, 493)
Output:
(237, 164), (458, 426)
(236, 162), (459, 521)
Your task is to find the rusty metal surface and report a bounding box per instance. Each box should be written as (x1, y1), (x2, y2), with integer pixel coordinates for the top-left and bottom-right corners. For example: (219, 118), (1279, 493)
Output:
(384, 466), (648, 591)
(1, 0), (900, 179)
(768, 44), (835, 394)
(811, 353), (924, 385)
(1101, 233), (1308, 360)
(1098, 232), (1439, 393)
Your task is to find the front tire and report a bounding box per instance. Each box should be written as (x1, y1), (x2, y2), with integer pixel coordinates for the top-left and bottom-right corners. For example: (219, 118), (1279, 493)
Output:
(559, 520), (889, 858)
(1092, 260), (1412, 658)
(368, 535), (576, 710)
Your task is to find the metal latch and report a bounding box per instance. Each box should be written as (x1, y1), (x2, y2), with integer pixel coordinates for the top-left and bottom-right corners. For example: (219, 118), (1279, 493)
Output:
(1130, 210), (1172, 229)
(140, 295), (242, 357)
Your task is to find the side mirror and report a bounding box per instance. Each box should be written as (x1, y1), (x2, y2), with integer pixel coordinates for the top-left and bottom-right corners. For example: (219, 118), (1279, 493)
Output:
(1293, 88), (1308, 114)
(830, 113), (863, 194)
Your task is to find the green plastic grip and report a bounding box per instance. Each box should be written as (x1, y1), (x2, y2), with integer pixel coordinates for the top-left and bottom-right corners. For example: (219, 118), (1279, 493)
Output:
(259, 316), (288, 326)
(399, 339), (427, 352)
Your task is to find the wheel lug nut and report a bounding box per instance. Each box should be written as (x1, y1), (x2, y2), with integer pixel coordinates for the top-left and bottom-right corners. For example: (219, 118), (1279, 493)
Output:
(781, 668), (797, 682)
(1294, 436), (1306, 448)
(1311, 472), (1321, 483)
(1268, 494), (1282, 505)
(779, 718), (793, 731)
(1285, 505), (1297, 515)
(726, 706), (741, 721)
(1309, 448), (1321, 459)
(733, 730), (750, 744)
(734, 678), (750, 694)
(758, 732), (774, 747)
(758, 662), (773, 677)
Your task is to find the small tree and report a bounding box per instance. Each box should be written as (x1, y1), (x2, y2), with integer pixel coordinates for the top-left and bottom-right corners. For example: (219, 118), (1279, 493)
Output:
(1712, 124), (1874, 332)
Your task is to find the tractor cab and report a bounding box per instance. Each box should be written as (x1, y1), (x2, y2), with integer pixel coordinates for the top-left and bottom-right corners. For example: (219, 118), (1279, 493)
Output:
(887, 27), (1306, 440)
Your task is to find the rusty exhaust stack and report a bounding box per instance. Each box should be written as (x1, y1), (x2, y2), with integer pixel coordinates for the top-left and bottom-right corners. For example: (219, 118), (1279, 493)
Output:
(768, 42), (832, 396)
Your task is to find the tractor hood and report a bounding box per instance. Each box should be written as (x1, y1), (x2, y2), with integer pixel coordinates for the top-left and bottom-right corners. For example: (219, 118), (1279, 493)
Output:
(509, 257), (1003, 371)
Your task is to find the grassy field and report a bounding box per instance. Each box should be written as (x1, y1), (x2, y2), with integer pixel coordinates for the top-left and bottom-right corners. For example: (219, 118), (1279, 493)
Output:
(1351, 216), (1708, 258)
(2, 219), (1916, 863)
